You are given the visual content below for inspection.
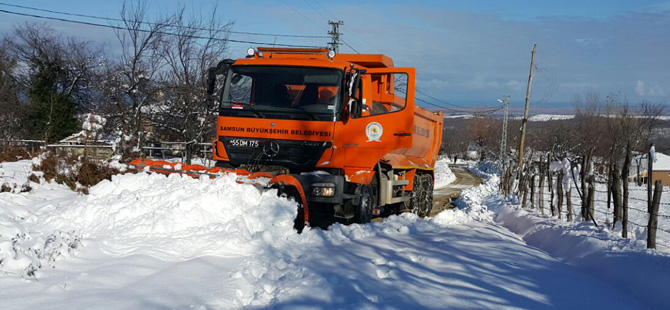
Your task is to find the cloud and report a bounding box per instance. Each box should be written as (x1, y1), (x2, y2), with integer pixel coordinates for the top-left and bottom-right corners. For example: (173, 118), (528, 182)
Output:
(634, 80), (666, 97)
(634, 81), (646, 96)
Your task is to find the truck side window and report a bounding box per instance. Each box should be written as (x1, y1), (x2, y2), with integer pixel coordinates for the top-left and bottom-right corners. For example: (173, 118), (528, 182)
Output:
(229, 74), (253, 105)
(367, 73), (407, 116)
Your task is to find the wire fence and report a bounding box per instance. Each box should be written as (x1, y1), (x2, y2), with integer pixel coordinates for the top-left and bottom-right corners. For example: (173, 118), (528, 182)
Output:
(525, 180), (670, 236)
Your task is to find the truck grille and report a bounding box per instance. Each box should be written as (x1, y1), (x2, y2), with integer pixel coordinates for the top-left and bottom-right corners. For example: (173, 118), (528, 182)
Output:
(221, 137), (330, 172)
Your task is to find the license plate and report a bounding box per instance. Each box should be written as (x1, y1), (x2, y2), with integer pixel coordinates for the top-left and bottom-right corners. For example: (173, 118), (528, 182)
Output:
(229, 139), (259, 148)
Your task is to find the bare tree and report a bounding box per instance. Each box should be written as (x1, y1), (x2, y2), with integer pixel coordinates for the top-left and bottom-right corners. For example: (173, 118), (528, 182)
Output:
(152, 5), (232, 163)
(0, 46), (22, 142)
(102, 0), (172, 157)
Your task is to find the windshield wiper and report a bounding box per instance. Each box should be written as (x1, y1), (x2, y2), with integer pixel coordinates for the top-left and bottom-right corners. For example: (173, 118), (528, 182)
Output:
(223, 101), (264, 118)
(292, 106), (319, 120)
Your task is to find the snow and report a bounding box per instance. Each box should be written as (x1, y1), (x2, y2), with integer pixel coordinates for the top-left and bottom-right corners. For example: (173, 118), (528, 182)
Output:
(1, 158), (667, 309)
(650, 145), (656, 163)
(82, 114), (106, 132)
(527, 114), (575, 121)
(434, 157), (456, 189)
(465, 162), (670, 310)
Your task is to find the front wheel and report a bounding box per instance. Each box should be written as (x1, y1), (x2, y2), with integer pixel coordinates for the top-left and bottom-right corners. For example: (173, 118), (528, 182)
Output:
(355, 185), (373, 224)
(354, 176), (378, 224)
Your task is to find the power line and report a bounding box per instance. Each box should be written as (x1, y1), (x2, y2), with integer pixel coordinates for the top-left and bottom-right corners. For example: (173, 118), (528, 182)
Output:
(341, 40), (360, 54)
(416, 88), (494, 109)
(280, 0), (328, 32)
(304, 0), (332, 22)
(0, 2), (328, 39)
(414, 96), (502, 114)
(0, 9), (324, 48)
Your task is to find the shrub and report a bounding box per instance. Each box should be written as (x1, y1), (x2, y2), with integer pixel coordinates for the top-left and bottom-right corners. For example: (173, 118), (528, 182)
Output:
(0, 148), (31, 162)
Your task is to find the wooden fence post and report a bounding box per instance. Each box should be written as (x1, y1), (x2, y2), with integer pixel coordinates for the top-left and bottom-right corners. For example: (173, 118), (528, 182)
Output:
(539, 157), (545, 215)
(588, 175), (595, 223)
(548, 157), (555, 216)
(607, 161), (612, 214)
(647, 180), (663, 249)
(530, 174), (536, 209)
(580, 155), (587, 221)
(557, 171), (563, 219)
(566, 187), (573, 221)
(612, 164), (623, 229)
(622, 142), (631, 238)
(648, 144), (654, 213)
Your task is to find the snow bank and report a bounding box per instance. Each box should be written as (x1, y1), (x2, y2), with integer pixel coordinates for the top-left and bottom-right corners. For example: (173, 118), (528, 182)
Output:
(39, 172), (298, 260)
(433, 157), (456, 189)
(1, 159), (299, 275)
(462, 161), (670, 310)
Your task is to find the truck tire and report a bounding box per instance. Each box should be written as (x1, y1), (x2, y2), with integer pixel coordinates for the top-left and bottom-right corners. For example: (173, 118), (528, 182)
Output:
(355, 176), (378, 224)
(408, 173), (423, 215)
(355, 185), (373, 224)
(420, 174), (434, 217)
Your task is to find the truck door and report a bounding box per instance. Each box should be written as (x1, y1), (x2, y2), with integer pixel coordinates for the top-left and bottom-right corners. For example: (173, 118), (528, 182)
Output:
(336, 67), (416, 177)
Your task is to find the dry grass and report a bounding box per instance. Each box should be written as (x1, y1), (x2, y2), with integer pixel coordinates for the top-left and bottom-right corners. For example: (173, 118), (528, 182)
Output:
(28, 174), (40, 184)
(0, 148), (31, 162)
(77, 160), (120, 187)
(31, 152), (121, 193)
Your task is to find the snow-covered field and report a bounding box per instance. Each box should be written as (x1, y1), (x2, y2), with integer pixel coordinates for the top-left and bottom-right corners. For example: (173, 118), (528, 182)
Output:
(1, 159), (668, 309)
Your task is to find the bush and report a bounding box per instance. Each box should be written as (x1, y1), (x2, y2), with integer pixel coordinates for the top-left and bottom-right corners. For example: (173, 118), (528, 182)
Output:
(31, 152), (121, 192)
(33, 154), (58, 182)
(77, 160), (120, 187)
(0, 148), (31, 162)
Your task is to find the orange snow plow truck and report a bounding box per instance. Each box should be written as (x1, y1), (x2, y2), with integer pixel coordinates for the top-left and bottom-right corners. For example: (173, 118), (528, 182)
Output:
(133, 47), (443, 231)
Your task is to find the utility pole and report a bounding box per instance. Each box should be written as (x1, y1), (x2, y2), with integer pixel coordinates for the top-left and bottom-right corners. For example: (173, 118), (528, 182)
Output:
(517, 44), (536, 169)
(328, 20), (343, 53)
(499, 95), (510, 169)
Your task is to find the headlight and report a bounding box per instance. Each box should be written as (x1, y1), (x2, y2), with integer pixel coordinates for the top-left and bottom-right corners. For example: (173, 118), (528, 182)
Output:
(311, 182), (336, 197)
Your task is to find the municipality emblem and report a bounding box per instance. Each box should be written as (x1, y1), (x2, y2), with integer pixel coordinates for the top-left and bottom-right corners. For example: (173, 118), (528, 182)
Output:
(365, 122), (383, 142)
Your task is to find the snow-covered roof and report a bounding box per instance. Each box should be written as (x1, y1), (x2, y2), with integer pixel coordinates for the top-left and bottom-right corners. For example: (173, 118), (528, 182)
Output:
(652, 152), (670, 171)
(632, 152), (670, 174)
(60, 131), (87, 143)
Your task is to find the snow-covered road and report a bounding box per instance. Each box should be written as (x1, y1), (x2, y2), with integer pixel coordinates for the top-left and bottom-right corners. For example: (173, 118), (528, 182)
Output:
(0, 159), (664, 309)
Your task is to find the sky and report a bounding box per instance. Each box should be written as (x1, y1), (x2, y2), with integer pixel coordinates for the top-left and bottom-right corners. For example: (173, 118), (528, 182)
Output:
(0, 0), (668, 113)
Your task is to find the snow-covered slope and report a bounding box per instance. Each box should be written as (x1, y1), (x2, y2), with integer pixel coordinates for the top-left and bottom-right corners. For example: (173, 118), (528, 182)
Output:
(464, 162), (670, 310)
(0, 159), (665, 309)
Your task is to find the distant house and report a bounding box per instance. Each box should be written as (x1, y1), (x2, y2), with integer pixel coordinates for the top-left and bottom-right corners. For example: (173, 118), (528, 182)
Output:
(49, 131), (115, 159)
(629, 152), (670, 186)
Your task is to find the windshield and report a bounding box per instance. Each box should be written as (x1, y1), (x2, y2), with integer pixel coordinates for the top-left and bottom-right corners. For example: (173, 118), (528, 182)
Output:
(219, 66), (343, 121)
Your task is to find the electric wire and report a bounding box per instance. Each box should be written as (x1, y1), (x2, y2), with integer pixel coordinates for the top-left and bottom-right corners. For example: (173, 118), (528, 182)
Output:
(0, 9), (324, 48)
(0, 2), (328, 39)
(3, 2), (500, 112)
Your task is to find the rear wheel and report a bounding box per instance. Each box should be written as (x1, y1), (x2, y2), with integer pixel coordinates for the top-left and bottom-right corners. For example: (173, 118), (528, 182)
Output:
(408, 173), (423, 215)
(420, 174), (434, 217)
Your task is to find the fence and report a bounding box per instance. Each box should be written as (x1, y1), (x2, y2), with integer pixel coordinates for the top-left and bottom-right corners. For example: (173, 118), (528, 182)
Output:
(502, 163), (669, 251)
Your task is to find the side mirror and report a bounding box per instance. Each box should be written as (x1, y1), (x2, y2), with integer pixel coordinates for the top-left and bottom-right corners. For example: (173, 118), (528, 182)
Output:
(206, 59), (236, 109)
(206, 67), (217, 96)
(347, 68), (366, 118)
